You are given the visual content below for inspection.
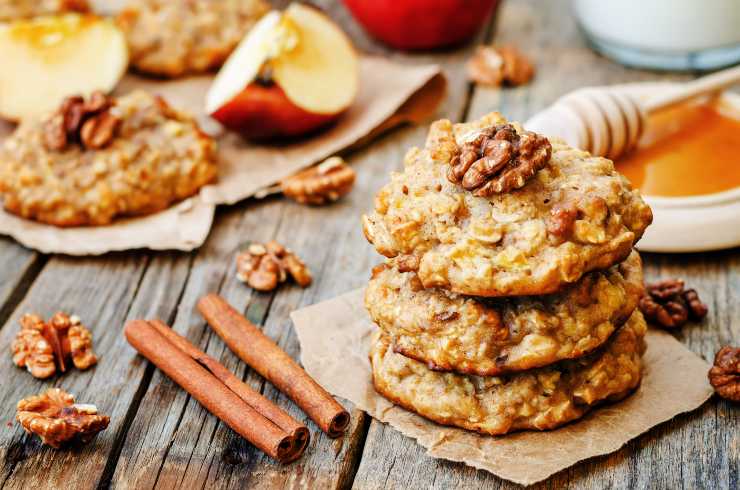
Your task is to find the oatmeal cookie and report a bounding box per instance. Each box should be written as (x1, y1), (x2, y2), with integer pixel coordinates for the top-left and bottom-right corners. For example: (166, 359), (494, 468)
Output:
(370, 310), (646, 435)
(0, 0), (88, 21)
(117, 0), (269, 77)
(0, 90), (217, 226)
(366, 251), (643, 376)
(362, 112), (652, 297)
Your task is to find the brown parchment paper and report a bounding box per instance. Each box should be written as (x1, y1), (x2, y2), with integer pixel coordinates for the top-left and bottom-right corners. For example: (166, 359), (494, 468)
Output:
(0, 58), (444, 254)
(0, 196), (214, 255)
(291, 289), (715, 486)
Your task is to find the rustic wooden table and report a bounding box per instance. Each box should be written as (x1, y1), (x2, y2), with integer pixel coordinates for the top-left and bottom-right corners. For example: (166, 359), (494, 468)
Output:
(0, 1), (737, 488)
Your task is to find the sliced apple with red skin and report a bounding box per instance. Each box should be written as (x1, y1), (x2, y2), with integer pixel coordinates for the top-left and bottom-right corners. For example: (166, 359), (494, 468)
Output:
(0, 14), (128, 121)
(206, 3), (358, 140)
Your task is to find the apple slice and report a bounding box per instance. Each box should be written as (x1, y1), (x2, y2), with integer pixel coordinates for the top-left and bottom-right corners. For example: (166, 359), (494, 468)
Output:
(206, 3), (358, 140)
(0, 14), (128, 121)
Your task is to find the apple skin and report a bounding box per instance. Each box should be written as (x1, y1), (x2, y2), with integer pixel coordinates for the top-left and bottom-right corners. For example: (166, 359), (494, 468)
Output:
(342, 0), (498, 50)
(210, 83), (342, 140)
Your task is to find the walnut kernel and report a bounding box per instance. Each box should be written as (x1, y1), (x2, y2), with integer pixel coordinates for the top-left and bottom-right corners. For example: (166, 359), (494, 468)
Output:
(467, 45), (535, 87)
(11, 312), (97, 378)
(447, 124), (551, 196)
(280, 156), (356, 205)
(236, 240), (312, 292)
(708, 346), (739, 402)
(638, 279), (708, 329)
(396, 255), (420, 273)
(11, 314), (55, 379)
(42, 91), (120, 151)
(546, 202), (579, 240)
(16, 388), (109, 448)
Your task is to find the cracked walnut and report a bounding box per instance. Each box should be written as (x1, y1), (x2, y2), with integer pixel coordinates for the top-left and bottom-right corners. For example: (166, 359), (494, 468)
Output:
(467, 45), (535, 87)
(708, 346), (739, 402)
(447, 123), (552, 196)
(16, 388), (109, 448)
(42, 91), (121, 151)
(638, 278), (708, 329)
(12, 312), (97, 378)
(236, 241), (312, 292)
(281, 156), (356, 205)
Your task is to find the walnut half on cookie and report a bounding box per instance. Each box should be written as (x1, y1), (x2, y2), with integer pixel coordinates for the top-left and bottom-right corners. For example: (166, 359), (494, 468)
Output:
(16, 388), (109, 448)
(0, 90), (217, 227)
(447, 123), (551, 196)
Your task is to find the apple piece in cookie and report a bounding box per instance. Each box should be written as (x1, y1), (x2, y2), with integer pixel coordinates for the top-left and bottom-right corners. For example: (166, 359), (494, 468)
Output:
(206, 3), (358, 140)
(0, 13), (128, 121)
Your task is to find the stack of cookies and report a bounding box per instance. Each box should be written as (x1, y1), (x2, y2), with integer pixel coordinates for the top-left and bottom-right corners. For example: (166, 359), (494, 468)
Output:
(361, 113), (653, 434)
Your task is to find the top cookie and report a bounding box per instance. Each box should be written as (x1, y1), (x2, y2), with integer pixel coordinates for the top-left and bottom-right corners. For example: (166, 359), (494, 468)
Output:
(362, 112), (652, 297)
(117, 0), (269, 78)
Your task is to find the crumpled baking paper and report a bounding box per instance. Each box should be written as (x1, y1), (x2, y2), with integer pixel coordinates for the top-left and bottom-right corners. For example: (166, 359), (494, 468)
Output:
(291, 289), (714, 486)
(0, 57), (445, 255)
(0, 196), (213, 255)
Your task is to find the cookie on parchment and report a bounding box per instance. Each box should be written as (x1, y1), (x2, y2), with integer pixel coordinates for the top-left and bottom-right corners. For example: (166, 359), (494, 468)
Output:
(117, 0), (269, 78)
(370, 310), (647, 435)
(0, 90), (217, 226)
(365, 250), (643, 376)
(362, 112), (652, 297)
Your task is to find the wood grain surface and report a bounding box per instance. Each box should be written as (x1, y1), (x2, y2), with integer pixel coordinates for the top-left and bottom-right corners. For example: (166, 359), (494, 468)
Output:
(0, 1), (736, 489)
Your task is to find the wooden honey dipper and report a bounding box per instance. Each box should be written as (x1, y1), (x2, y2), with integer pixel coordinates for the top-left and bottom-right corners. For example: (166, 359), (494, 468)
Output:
(526, 64), (740, 160)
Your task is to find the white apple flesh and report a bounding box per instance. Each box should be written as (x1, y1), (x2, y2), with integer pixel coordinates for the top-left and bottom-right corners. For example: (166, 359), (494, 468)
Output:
(206, 3), (359, 140)
(0, 14), (128, 121)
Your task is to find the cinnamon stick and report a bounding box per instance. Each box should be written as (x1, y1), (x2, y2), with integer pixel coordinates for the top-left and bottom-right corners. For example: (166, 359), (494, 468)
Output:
(198, 293), (350, 437)
(147, 320), (309, 452)
(124, 320), (306, 463)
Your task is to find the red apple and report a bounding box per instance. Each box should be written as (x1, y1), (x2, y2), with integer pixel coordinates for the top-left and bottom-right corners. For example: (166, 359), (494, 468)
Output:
(210, 83), (339, 139)
(206, 3), (359, 140)
(342, 0), (499, 50)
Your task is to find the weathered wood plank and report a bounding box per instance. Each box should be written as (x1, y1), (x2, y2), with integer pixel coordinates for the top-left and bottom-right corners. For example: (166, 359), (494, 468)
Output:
(0, 239), (43, 329)
(1, 0), (734, 488)
(0, 249), (197, 490)
(146, 130), (426, 490)
(350, 1), (738, 489)
(0, 255), (144, 486)
(108, 201), (295, 489)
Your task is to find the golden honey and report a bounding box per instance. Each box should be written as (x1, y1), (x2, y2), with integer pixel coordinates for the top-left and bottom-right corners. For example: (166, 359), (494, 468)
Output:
(616, 102), (740, 197)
